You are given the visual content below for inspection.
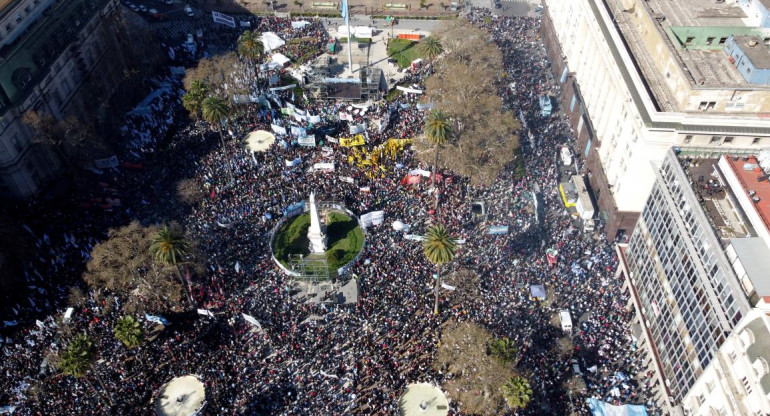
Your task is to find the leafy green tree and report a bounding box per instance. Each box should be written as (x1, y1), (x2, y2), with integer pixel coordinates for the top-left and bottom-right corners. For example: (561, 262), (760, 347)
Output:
(424, 109), (452, 210)
(59, 334), (113, 406)
(423, 223), (457, 315)
(237, 30), (265, 82)
(181, 80), (209, 120)
(488, 337), (517, 364)
(502, 376), (533, 410)
(114, 316), (144, 348)
(150, 226), (193, 305)
(418, 35), (443, 71)
(201, 96), (234, 181)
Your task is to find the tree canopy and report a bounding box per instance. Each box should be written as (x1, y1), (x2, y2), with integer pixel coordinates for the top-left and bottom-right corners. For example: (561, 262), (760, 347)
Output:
(421, 20), (521, 185)
(114, 316), (144, 349)
(83, 221), (183, 312)
(424, 223), (457, 266)
(501, 376), (533, 410)
(59, 334), (97, 379)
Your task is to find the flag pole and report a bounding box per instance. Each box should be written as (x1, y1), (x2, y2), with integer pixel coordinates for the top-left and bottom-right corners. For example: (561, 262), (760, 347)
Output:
(346, 0), (353, 73)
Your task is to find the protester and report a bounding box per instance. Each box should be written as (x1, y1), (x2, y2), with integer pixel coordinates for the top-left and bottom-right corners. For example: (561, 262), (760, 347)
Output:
(0, 12), (661, 416)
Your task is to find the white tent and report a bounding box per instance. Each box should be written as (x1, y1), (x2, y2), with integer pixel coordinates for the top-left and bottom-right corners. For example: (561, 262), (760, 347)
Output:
(262, 31), (285, 52)
(155, 375), (206, 416)
(271, 53), (291, 67)
(336, 26), (373, 38)
(245, 130), (276, 153)
(354, 26), (373, 38)
(400, 383), (449, 416)
(291, 20), (311, 29)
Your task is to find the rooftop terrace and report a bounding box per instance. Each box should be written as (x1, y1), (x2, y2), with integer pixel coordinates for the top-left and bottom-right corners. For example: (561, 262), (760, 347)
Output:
(607, 0), (770, 111)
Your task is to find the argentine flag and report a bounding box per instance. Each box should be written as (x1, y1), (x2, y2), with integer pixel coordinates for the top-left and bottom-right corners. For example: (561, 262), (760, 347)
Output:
(341, 0), (348, 23)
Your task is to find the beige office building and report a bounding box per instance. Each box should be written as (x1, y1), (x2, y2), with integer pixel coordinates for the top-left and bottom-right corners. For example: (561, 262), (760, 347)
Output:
(0, 0), (124, 199)
(542, 0), (770, 238)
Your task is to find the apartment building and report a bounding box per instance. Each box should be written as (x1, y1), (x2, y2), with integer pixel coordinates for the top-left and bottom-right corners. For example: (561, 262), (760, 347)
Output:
(541, 0), (770, 238)
(616, 148), (770, 414)
(0, 0), (124, 199)
(682, 309), (770, 416)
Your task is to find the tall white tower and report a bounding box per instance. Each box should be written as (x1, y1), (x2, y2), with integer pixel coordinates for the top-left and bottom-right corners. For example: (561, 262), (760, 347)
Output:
(307, 193), (327, 253)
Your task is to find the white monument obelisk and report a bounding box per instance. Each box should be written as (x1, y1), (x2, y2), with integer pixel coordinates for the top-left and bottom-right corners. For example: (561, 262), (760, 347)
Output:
(307, 193), (327, 253)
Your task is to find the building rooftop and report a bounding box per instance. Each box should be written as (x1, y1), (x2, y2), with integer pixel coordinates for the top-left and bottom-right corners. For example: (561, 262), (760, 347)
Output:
(639, 0), (746, 27)
(729, 237), (770, 301)
(722, 155), (770, 234)
(607, 0), (770, 112)
(680, 157), (750, 239)
(733, 35), (770, 69)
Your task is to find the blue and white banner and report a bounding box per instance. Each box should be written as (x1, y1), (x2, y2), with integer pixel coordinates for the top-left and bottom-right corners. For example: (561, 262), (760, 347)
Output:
(285, 156), (302, 167)
(341, 0), (348, 22)
(211, 11), (236, 28)
(283, 200), (306, 216)
(487, 226), (509, 235)
(144, 313), (170, 326)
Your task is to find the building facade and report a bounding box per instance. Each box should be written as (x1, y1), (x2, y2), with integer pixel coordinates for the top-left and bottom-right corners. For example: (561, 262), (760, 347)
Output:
(541, 0), (770, 238)
(620, 149), (752, 409)
(0, 0), (123, 199)
(682, 309), (770, 416)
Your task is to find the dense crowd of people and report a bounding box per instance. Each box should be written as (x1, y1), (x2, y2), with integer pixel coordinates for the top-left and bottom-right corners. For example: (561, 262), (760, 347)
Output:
(0, 10), (663, 416)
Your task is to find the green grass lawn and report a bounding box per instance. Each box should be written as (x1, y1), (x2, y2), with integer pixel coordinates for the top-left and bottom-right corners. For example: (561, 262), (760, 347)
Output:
(273, 211), (364, 275)
(387, 38), (423, 68)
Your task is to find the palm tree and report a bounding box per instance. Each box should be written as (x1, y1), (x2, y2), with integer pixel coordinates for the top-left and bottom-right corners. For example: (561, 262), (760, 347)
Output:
(201, 96), (235, 182)
(501, 376), (533, 410)
(418, 35), (443, 72)
(182, 80), (209, 120)
(424, 109), (452, 210)
(423, 223), (456, 315)
(488, 337), (518, 364)
(59, 334), (113, 406)
(237, 30), (264, 83)
(150, 226), (193, 306)
(114, 316), (144, 349)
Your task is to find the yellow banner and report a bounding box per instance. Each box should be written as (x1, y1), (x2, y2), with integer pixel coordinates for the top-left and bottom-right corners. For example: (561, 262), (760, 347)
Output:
(339, 135), (366, 147)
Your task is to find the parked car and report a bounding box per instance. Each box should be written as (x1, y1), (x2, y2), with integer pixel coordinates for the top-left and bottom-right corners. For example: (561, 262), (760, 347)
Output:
(139, 4), (147, 12)
(184, 4), (194, 16)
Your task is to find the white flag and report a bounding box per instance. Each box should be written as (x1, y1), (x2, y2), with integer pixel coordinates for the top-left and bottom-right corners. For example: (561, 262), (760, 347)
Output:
(197, 309), (215, 318)
(242, 313), (263, 332)
(441, 283), (456, 291)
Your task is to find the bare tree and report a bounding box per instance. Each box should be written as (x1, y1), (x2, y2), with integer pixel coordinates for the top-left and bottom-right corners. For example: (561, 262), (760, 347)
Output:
(83, 222), (185, 312)
(420, 21), (522, 185)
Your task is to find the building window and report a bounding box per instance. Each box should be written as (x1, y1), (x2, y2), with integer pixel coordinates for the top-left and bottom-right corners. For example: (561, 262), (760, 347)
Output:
(711, 136), (722, 144)
(753, 138), (762, 145)
(765, 37), (770, 45)
(724, 137), (734, 144)
(747, 67), (752, 74)
(684, 135), (693, 144)
(706, 37), (715, 45)
(686, 36), (695, 46)
(719, 37), (728, 45)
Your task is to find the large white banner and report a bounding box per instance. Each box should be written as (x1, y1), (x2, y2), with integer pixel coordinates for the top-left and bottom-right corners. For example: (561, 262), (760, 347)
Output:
(349, 124), (366, 134)
(297, 135), (316, 147)
(211, 11), (236, 28)
(360, 210), (384, 227)
(313, 162), (335, 171)
(271, 124), (287, 135)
